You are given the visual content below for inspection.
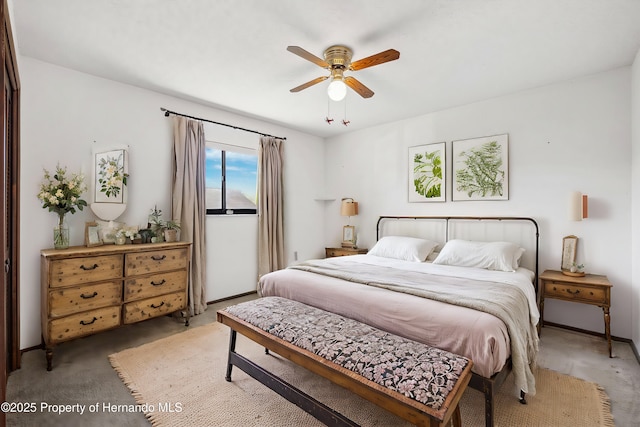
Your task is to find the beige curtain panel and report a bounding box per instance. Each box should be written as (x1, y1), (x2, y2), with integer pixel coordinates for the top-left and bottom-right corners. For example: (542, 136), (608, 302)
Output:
(172, 116), (207, 315)
(258, 136), (285, 277)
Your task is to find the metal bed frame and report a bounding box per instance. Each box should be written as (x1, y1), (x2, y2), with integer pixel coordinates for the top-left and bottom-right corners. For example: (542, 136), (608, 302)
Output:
(375, 216), (540, 427)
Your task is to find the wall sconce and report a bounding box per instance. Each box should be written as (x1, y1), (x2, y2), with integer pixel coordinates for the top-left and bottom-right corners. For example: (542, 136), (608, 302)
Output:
(569, 191), (588, 221)
(340, 198), (359, 248)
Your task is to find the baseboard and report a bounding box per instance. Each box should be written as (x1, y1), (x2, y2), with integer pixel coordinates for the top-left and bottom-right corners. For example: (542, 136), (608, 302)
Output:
(631, 339), (640, 365)
(207, 291), (258, 305)
(543, 321), (628, 343)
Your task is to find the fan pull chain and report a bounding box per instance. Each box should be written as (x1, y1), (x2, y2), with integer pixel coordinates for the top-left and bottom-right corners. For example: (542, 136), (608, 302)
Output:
(325, 97), (334, 124)
(342, 95), (350, 126)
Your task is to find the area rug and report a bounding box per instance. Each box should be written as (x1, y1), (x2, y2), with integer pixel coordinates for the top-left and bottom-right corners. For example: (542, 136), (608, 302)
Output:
(109, 322), (614, 427)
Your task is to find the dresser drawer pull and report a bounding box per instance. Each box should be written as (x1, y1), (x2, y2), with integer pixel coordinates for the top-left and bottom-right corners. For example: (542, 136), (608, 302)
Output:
(150, 279), (166, 286)
(150, 301), (165, 309)
(151, 255), (167, 261)
(566, 289), (580, 295)
(79, 263), (99, 271)
(79, 317), (98, 326)
(80, 292), (98, 299)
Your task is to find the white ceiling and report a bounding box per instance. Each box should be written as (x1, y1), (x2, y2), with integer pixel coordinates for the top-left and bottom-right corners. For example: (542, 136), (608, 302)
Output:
(11, 0), (640, 138)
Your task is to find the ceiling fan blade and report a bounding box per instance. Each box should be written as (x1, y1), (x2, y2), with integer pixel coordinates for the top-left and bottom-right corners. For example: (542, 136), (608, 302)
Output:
(349, 49), (400, 71)
(290, 76), (329, 93)
(344, 76), (374, 98)
(287, 46), (330, 68)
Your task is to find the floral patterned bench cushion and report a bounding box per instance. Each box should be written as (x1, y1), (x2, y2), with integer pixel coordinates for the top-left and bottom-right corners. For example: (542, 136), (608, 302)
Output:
(222, 296), (470, 411)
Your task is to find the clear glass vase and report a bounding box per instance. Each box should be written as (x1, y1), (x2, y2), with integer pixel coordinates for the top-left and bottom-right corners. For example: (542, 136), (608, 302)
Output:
(53, 215), (69, 249)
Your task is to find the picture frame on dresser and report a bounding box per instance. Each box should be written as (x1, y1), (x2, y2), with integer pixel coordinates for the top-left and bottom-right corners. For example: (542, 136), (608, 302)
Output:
(84, 221), (103, 247)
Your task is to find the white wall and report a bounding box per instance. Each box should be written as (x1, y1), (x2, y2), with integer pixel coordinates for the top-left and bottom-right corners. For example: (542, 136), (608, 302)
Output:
(19, 57), (325, 348)
(632, 49), (640, 355)
(325, 68), (633, 339)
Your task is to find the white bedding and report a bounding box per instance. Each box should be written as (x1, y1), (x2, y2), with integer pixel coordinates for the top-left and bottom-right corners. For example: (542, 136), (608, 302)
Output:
(260, 253), (540, 389)
(350, 254), (540, 326)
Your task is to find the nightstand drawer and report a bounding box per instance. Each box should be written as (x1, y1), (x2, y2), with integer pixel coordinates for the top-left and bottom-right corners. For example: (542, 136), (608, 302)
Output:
(544, 281), (606, 304)
(325, 247), (368, 257)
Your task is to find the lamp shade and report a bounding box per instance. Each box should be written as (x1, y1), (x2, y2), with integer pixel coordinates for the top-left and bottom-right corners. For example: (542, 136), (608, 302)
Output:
(340, 199), (358, 216)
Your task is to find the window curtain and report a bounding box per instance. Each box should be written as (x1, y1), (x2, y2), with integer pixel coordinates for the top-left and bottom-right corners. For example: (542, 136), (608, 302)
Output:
(258, 136), (285, 277)
(172, 116), (207, 315)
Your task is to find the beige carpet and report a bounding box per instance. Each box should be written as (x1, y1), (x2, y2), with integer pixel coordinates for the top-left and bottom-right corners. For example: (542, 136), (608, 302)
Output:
(109, 322), (614, 427)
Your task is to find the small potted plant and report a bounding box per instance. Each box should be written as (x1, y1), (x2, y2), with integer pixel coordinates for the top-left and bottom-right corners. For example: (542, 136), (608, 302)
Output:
(164, 220), (180, 243)
(148, 205), (165, 242)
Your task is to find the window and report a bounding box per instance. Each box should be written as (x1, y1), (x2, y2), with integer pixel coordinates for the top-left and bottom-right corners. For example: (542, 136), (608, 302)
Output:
(206, 142), (258, 215)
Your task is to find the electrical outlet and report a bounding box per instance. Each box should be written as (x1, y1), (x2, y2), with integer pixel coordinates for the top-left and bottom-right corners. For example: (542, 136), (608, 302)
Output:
(293, 251), (298, 261)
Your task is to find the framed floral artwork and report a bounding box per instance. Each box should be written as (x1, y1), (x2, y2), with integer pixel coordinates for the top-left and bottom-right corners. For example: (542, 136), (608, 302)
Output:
(94, 148), (128, 203)
(409, 142), (445, 202)
(452, 134), (508, 201)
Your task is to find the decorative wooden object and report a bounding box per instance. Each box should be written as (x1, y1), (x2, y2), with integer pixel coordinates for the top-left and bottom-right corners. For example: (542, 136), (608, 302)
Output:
(41, 242), (191, 370)
(539, 269), (612, 357)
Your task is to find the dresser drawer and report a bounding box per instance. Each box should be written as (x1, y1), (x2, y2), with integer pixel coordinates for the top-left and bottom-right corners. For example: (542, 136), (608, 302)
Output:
(123, 270), (188, 302)
(49, 255), (123, 288)
(48, 306), (121, 344)
(123, 291), (187, 324)
(125, 248), (188, 276)
(544, 281), (606, 304)
(49, 281), (121, 318)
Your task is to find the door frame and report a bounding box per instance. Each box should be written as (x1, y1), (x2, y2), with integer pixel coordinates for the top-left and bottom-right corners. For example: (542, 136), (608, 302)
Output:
(1, 1), (21, 424)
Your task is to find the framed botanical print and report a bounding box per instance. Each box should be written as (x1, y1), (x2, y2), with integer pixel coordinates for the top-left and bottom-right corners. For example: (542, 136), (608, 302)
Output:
(452, 134), (508, 201)
(94, 148), (128, 203)
(561, 235), (578, 271)
(409, 142), (445, 202)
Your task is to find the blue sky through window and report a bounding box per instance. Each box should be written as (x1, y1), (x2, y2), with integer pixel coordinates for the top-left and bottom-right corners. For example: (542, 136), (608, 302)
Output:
(205, 147), (257, 203)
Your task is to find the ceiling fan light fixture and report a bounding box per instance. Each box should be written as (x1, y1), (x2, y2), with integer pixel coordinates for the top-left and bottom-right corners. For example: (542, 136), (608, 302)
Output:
(327, 76), (347, 101)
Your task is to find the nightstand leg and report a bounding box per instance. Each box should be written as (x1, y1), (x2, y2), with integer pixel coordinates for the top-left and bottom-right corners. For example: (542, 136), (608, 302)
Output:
(538, 298), (545, 335)
(603, 307), (612, 358)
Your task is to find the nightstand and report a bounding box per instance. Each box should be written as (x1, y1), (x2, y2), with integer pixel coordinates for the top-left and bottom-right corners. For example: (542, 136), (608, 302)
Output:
(325, 247), (368, 258)
(539, 269), (613, 357)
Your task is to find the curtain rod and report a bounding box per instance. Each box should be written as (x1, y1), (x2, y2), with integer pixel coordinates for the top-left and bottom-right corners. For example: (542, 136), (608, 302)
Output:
(160, 107), (286, 140)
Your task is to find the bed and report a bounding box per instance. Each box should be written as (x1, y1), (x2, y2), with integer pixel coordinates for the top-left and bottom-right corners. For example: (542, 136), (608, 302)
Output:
(258, 216), (540, 427)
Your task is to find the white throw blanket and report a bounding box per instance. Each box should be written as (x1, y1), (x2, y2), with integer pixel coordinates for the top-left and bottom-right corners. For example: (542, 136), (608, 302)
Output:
(290, 257), (539, 396)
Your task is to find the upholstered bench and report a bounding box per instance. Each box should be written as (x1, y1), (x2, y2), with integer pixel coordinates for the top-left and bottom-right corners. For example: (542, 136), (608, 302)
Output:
(217, 297), (473, 427)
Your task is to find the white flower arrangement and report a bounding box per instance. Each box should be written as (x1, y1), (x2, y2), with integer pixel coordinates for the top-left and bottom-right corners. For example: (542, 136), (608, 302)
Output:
(116, 226), (140, 241)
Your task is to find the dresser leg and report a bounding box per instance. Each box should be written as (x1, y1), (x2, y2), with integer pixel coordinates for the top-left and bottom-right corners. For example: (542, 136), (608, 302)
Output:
(45, 347), (53, 371)
(603, 307), (612, 358)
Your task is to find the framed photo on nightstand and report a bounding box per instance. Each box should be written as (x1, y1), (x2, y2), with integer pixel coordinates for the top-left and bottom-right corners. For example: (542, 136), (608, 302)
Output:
(342, 225), (356, 248)
(561, 235), (578, 271)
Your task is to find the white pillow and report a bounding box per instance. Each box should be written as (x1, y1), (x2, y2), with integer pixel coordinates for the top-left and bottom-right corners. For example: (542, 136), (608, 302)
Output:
(368, 236), (439, 262)
(432, 239), (524, 272)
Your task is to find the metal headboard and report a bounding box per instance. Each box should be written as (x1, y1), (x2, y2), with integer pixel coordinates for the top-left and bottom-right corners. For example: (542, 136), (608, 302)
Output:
(376, 216), (540, 292)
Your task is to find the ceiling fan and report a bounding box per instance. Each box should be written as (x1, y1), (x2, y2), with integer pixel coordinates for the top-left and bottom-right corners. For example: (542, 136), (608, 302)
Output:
(287, 45), (400, 101)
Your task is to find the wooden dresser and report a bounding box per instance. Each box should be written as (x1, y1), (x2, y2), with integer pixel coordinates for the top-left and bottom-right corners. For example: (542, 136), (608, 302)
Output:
(41, 241), (191, 370)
